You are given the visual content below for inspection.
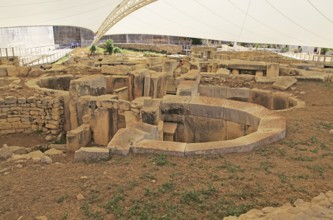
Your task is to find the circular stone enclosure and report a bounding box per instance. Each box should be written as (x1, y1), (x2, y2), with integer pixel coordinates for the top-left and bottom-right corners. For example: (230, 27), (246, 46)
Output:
(131, 95), (286, 156)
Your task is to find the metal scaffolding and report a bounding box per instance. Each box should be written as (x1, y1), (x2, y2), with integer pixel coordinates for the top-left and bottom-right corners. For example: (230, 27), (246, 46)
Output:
(92, 0), (157, 45)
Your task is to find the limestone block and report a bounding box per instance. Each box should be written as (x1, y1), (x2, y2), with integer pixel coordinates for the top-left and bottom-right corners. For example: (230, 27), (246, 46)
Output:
(129, 122), (159, 140)
(0, 67), (7, 77)
(256, 70), (264, 76)
(44, 148), (64, 156)
(144, 72), (167, 98)
(129, 69), (148, 100)
(66, 124), (91, 152)
(231, 69), (239, 75)
(114, 87), (129, 101)
(69, 75), (106, 97)
(105, 75), (129, 94)
(27, 96), (36, 103)
(98, 97), (119, 109)
(118, 100), (131, 111)
(132, 140), (186, 156)
(162, 60), (178, 77)
(74, 147), (110, 162)
(18, 66), (31, 77)
(141, 99), (161, 125)
(163, 122), (177, 141)
(177, 80), (199, 96)
(18, 98), (27, 104)
(125, 111), (138, 127)
(0, 147), (13, 161)
(273, 77), (297, 90)
(28, 68), (44, 77)
(1, 65), (18, 77)
(91, 108), (116, 146)
(216, 68), (230, 75)
(267, 63), (280, 78)
(4, 96), (17, 104)
(107, 128), (146, 156)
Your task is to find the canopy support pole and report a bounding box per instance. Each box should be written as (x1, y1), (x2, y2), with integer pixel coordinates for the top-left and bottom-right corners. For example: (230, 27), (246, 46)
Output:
(92, 0), (157, 45)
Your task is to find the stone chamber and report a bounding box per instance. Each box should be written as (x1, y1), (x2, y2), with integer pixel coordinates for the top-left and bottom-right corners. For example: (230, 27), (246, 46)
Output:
(2, 46), (332, 159)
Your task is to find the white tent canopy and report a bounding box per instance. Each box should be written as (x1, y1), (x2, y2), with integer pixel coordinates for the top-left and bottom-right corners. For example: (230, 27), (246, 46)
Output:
(1, 0), (333, 48)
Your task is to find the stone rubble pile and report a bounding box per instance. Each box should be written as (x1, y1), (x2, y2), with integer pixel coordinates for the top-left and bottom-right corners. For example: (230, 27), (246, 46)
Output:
(224, 191), (333, 220)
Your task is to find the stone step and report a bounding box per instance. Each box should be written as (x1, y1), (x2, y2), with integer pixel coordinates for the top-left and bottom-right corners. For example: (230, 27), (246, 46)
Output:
(163, 122), (178, 141)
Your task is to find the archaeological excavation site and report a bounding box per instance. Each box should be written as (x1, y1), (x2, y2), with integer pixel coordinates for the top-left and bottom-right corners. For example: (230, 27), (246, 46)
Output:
(1, 0), (333, 219)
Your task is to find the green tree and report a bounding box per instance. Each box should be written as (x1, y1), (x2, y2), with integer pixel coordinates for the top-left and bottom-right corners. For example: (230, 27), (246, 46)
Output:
(191, 38), (203, 45)
(89, 44), (97, 55)
(105, 39), (114, 54)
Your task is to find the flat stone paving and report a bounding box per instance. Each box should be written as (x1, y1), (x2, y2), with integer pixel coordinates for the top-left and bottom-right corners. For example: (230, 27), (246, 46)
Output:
(224, 191), (333, 220)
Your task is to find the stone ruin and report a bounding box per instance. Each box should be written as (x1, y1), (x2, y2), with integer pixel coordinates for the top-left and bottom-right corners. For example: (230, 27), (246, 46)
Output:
(1, 47), (332, 160)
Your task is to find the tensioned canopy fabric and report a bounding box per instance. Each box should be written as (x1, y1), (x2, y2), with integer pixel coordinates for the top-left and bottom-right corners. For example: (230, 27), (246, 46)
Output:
(1, 0), (333, 48)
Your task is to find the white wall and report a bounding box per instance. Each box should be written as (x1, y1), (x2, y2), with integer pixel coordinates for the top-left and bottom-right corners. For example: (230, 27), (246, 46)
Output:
(0, 26), (54, 48)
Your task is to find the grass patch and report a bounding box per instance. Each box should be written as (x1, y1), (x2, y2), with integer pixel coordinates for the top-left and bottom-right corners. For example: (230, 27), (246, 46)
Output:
(307, 165), (325, 177)
(56, 195), (68, 204)
(80, 202), (103, 220)
(217, 161), (244, 174)
(104, 194), (123, 217)
(291, 155), (316, 162)
(277, 173), (288, 183)
(260, 160), (275, 174)
(152, 154), (168, 166)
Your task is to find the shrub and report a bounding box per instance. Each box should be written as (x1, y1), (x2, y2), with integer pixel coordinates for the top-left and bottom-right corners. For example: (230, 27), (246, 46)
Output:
(90, 44), (97, 55)
(105, 39), (114, 54)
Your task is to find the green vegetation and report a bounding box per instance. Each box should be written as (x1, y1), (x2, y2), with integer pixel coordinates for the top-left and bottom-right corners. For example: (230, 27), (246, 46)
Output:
(151, 154), (168, 166)
(89, 44), (97, 55)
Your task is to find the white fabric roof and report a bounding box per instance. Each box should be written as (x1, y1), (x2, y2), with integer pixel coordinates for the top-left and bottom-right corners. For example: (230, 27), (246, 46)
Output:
(1, 0), (333, 48)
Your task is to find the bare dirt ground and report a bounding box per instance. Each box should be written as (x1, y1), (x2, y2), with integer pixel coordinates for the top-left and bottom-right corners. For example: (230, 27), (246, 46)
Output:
(0, 80), (333, 220)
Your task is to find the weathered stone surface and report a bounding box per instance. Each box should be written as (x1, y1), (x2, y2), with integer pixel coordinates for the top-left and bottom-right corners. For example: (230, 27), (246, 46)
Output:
(273, 77), (297, 90)
(44, 148), (64, 156)
(35, 215), (48, 220)
(266, 63), (280, 78)
(66, 124), (91, 152)
(27, 151), (44, 160)
(224, 192), (333, 220)
(40, 155), (53, 164)
(18, 66), (31, 77)
(0, 147), (13, 160)
(0, 67), (7, 77)
(49, 144), (67, 151)
(107, 128), (147, 156)
(132, 140), (186, 156)
(216, 68), (230, 75)
(329, 129), (333, 135)
(28, 68), (44, 77)
(74, 147), (110, 162)
(8, 146), (31, 154)
(4, 96), (17, 104)
(91, 108), (115, 146)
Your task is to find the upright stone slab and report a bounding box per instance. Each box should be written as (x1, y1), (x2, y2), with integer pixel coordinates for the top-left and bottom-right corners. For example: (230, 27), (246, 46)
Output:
(141, 99), (162, 125)
(69, 75), (106, 129)
(129, 69), (148, 100)
(267, 63), (280, 78)
(91, 108), (118, 146)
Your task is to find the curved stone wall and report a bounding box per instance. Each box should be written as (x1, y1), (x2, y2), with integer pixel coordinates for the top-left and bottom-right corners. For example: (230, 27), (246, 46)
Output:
(109, 95), (286, 156)
(199, 85), (305, 111)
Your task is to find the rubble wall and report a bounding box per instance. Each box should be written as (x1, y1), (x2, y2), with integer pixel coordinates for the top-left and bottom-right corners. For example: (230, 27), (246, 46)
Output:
(115, 43), (182, 54)
(0, 95), (64, 137)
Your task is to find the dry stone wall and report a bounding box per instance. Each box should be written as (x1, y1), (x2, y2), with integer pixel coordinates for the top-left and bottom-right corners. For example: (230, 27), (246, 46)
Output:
(0, 95), (65, 138)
